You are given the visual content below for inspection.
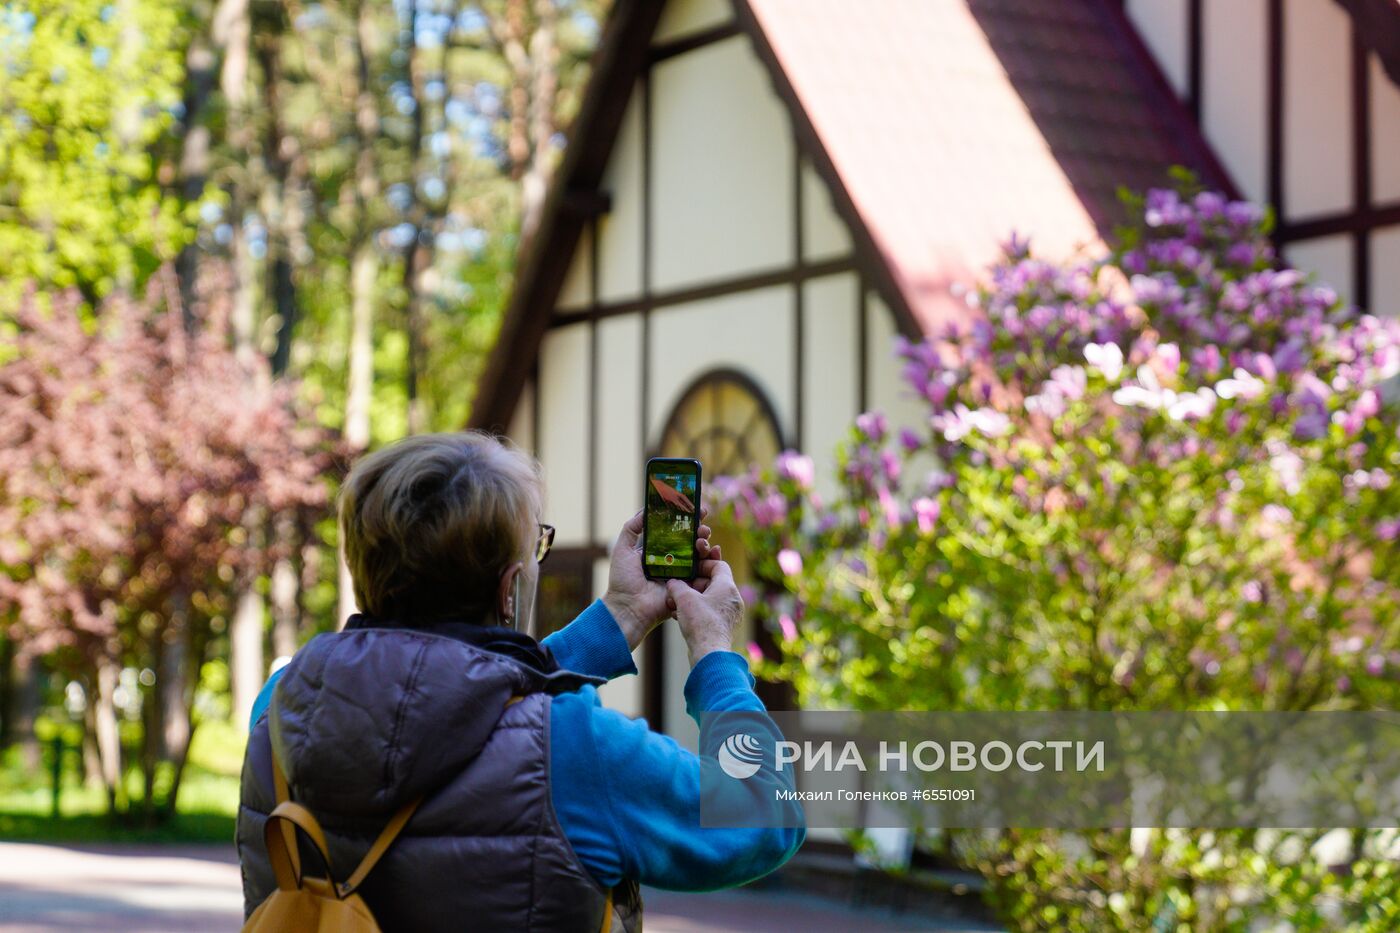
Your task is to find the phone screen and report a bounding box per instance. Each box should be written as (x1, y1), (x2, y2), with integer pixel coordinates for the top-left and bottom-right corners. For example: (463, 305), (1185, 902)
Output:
(643, 458), (702, 580)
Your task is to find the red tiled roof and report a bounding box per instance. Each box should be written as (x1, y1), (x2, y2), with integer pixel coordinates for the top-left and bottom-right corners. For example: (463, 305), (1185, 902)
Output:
(743, 0), (1235, 335)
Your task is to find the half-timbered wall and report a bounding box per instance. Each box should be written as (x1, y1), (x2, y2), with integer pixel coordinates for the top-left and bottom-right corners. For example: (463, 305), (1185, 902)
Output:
(507, 1), (914, 756)
(1126, 0), (1400, 317)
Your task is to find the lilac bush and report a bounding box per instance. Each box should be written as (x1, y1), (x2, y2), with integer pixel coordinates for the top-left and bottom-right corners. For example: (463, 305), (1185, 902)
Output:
(714, 185), (1400, 931)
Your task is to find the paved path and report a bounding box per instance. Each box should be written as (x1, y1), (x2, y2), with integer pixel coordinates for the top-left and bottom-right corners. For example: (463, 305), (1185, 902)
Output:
(0, 842), (998, 932)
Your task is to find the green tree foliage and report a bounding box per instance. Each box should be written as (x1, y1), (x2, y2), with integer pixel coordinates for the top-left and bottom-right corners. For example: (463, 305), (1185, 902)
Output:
(0, 1), (188, 303)
(0, 0), (609, 820)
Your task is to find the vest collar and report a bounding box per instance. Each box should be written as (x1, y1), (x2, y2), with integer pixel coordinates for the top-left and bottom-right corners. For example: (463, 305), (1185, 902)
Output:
(343, 612), (605, 693)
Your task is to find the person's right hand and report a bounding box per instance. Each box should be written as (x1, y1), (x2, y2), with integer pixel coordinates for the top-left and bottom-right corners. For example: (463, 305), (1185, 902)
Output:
(665, 560), (745, 667)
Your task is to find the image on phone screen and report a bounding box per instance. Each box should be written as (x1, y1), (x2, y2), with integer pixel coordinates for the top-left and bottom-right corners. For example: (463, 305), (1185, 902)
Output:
(643, 458), (701, 580)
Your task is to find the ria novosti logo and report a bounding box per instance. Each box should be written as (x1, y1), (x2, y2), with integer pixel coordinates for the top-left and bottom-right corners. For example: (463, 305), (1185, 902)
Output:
(718, 733), (764, 779)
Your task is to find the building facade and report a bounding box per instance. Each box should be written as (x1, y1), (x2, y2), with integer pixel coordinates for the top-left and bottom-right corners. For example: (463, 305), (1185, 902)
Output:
(470, 0), (1400, 755)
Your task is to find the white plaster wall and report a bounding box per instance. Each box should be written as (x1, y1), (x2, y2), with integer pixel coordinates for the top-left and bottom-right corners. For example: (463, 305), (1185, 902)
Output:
(802, 273), (860, 501)
(1372, 55), (1400, 204)
(1126, 0), (1189, 98)
(867, 292), (938, 493)
(508, 378), (534, 456)
(653, 0), (732, 44)
(599, 91), (644, 303)
(865, 293), (927, 435)
(1202, 0), (1268, 203)
(596, 315), (644, 540)
(1282, 0), (1352, 220)
(662, 624), (700, 751)
(651, 36), (794, 292)
(537, 325), (591, 547)
(592, 557), (645, 719)
(802, 161), (853, 263)
(557, 225), (591, 311)
(1372, 226), (1400, 319)
(1285, 235), (1354, 305)
(646, 285), (796, 448)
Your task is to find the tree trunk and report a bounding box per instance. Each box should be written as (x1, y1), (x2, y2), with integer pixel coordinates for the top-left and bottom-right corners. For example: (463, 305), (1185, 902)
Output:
(0, 634), (13, 750)
(255, 19), (303, 377)
(8, 649), (42, 773)
(270, 515), (299, 660)
(346, 243), (375, 455)
(522, 0), (559, 238)
(219, 0), (257, 366)
(172, 0), (232, 330)
(346, 0), (380, 454)
(93, 657), (127, 815)
(161, 619), (209, 819)
(300, 523), (322, 640)
(403, 0), (428, 435)
(230, 588), (264, 732)
(160, 594), (191, 764)
(404, 241), (432, 435)
(341, 242), (375, 629)
(230, 555), (265, 733)
(340, 0), (382, 629)
(139, 633), (162, 824)
(230, 204), (258, 361)
(82, 711), (104, 787)
(110, 0), (143, 296)
(502, 0), (531, 181)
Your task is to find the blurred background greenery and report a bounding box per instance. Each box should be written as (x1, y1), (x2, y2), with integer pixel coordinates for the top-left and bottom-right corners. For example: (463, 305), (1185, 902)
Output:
(0, 0), (609, 838)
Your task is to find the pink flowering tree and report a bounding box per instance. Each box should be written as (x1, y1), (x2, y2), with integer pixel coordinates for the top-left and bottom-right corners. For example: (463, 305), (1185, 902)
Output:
(714, 186), (1400, 931)
(0, 267), (335, 820)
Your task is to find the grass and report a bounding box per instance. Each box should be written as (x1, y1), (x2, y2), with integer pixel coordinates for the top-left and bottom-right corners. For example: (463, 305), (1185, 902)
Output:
(645, 504), (697, 569)
(0, 717), (244, 844)
(645, 520), (697, 568)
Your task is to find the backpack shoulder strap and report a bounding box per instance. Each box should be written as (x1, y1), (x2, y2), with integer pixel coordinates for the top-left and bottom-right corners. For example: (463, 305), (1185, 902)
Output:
(336, 797), (422, 897)
(270, 750), (301, 880)
(263, 800), (339, 895)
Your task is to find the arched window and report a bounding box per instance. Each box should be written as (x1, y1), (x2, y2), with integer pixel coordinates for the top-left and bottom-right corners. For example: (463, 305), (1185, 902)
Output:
(654, 369), (783, 473)
(646, 370), (788, 731)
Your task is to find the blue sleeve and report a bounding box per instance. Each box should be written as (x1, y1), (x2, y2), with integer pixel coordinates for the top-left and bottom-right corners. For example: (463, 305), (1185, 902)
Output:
(542, 599), (637, 680)
(550, 650), (805, 891)
(248, 666), (286, 731)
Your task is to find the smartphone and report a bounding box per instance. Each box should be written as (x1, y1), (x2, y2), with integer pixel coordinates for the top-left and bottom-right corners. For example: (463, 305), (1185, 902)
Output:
(642, 457), (702, 580)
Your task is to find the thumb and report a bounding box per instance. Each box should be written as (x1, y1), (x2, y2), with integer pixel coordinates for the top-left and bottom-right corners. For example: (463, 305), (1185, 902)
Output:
(618, 510), (643, 549)
(707, 559), (736, 588)
(666, 579), (699, 611)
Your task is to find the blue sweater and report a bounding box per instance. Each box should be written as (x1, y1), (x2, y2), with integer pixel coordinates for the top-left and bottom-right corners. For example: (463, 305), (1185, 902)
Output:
(248, 600), (805, 890)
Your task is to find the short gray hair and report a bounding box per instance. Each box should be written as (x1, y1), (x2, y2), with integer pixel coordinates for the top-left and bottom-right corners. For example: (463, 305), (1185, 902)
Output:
(338, 431), (543, 620)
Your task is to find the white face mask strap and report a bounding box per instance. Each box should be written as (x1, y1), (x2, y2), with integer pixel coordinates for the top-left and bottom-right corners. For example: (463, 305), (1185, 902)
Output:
(511, 572), (523, 632)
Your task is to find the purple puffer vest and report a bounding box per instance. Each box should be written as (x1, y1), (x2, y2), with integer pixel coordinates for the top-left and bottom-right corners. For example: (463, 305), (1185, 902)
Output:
(236, 627), (641, 932)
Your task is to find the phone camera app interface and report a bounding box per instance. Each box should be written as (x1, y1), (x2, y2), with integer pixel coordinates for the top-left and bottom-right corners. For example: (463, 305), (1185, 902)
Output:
(645, 467), (698, 576)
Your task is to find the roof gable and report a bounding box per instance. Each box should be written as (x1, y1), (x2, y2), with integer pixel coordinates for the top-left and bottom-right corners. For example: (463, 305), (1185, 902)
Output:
(469, 0), (1234, 431)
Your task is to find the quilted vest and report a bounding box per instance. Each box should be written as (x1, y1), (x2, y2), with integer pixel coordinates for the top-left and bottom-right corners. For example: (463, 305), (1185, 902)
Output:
(236, 627), (642, 932)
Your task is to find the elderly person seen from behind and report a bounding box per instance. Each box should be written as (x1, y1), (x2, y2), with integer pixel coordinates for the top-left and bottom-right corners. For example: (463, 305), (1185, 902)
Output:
(237, 431), (804, 932)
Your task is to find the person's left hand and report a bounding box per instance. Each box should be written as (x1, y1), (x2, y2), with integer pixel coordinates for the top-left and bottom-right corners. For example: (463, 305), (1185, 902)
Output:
(603, 507), (720, 651)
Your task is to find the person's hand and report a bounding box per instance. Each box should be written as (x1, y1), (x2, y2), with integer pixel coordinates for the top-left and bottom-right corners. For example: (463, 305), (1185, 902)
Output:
(665, 559), (744, 667)
(603, 507), (720, 652)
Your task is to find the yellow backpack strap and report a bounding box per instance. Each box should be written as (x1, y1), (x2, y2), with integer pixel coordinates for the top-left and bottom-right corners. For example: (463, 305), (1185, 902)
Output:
(337, 797), (422, 897)
(598, 887), (613, 933)
(270, 751), (302, 881)
(263, 801), (340, 895)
